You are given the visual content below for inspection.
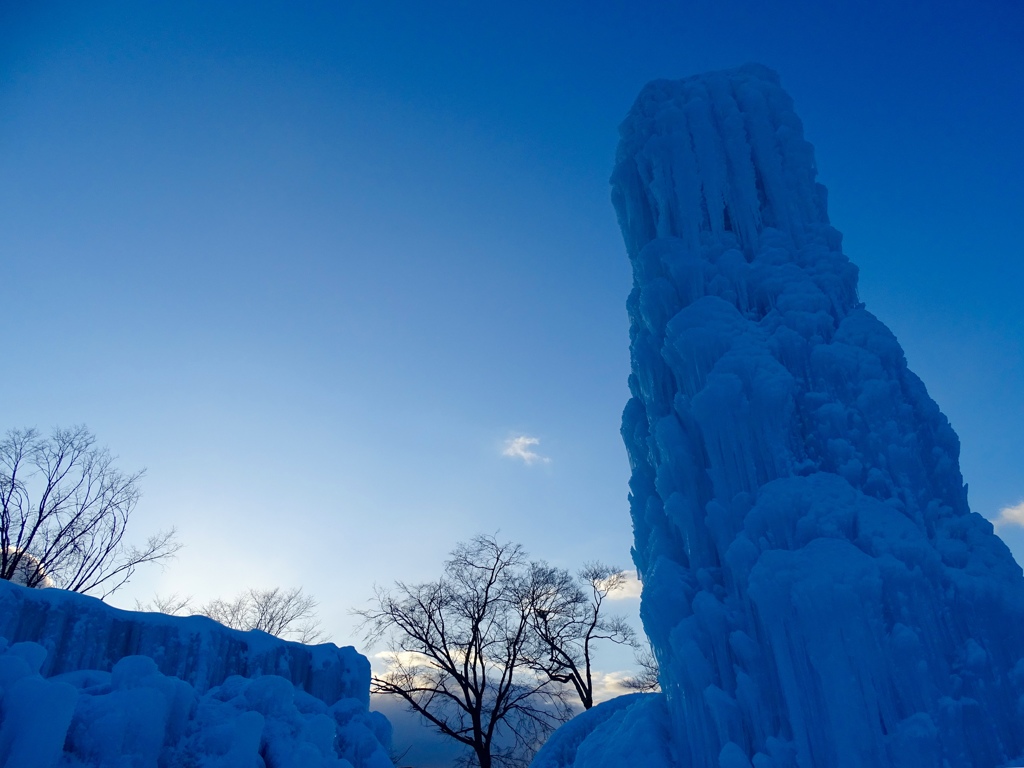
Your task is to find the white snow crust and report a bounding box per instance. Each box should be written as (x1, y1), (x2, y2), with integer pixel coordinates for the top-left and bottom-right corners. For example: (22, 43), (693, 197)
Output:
(537, 64), (1024, 768)
(0, 579), (392, 768)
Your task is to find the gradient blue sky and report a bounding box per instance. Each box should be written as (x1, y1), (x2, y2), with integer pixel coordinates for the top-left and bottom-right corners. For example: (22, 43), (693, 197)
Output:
(2, 0), (1022, 692)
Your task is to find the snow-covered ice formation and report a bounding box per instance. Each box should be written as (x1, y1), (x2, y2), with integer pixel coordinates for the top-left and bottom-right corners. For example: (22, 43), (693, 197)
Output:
(0, 578), (392, 767)
(536, 64), (1024, 768)
(531, 693), (673, 768)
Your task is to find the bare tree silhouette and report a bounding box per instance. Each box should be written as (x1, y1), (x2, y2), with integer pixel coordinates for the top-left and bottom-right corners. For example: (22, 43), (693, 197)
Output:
(621, 647), (660, 692)
(138, 586), (324, 643)
(0, 426), (178, 597)
(357, 535), (572, 768)
(524, 562), (639, 710)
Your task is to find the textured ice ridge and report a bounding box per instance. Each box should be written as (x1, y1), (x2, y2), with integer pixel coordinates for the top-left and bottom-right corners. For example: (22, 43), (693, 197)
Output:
(0, 578), (393, 767)
(536, 64), (1024, 768)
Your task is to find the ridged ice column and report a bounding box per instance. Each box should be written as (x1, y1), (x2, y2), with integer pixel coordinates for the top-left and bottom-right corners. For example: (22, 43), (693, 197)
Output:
(613, 64), (1024, 768)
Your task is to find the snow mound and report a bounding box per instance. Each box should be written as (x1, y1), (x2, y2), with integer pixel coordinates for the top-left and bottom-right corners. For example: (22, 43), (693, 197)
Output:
(530, 693), (673, 768)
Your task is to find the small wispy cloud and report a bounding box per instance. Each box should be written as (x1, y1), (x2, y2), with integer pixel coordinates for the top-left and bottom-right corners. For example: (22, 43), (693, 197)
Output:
(501, 435), (551, 465)
(994, 501), (1024, 529)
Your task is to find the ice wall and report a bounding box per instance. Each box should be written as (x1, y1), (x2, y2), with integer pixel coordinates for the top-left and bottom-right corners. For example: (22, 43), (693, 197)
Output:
(606, 64), (1024, 768)
(0, 578), (393, 767)
(0, 577), (367, 705)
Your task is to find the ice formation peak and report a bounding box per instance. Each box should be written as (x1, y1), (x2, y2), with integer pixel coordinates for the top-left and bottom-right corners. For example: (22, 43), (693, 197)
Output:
(601, 65), (1024, 768)
(612, 64), (831, 260)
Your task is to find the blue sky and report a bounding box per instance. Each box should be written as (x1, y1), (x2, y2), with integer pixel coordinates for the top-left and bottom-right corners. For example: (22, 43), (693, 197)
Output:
(2, 1), (1022, 746)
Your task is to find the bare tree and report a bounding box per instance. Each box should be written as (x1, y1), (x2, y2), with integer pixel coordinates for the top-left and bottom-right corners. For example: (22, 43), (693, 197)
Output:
(524, 562), (639, 710)
(203, 587), (324, 643)
(357, 535), (572, 768)
(0, 426), (179, 597)
(138, 586), (325, 643)
(620, 647), (660, 692)
(136, 592), (195, 616)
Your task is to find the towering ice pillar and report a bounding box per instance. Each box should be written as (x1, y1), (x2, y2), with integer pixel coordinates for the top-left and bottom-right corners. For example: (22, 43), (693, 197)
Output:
(613, 65), (1024, 767)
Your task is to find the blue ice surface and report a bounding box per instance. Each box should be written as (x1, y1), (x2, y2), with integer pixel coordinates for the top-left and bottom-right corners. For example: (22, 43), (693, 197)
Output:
(0, 578), (393, 768)
(531, 693), (673, 768)
(535, 64), (1024, 768)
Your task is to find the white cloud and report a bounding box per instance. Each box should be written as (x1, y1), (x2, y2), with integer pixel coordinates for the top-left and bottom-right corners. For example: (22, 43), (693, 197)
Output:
(372, 650), (434, 680)
(590, 671), (634, 704)
(373, 648), (473, 675)
(994, 501), (1024, 529)
(374, 650), (429, 670)
(589, 668), (660, 704)
(501, 435), (550, 465)
(603, 570), (643, 600)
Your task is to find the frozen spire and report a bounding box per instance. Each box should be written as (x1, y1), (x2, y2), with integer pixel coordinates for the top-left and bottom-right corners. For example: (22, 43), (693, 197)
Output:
(601, 64), (1024, 768)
